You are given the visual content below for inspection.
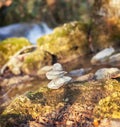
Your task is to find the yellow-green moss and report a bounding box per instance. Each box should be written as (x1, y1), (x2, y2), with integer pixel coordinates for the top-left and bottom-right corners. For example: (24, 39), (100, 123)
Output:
(104, 79), (120, 93)
(37, 21), (90, 59)
(0, 86), (65, 126)
(94, 79), (120, 119)
(0, 38), (31, 68)
(94, 92), (120, 119)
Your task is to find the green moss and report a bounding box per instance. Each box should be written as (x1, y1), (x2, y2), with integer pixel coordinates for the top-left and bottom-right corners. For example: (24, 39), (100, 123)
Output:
(37, 21), (90, 59)
(0, 38), (31, 68)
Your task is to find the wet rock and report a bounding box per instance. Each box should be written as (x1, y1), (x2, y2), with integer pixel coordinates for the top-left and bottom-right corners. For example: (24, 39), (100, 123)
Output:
(0, 38), (31, 68)
(95, 68), (120, 80)
(109, 53), (120, 66)
(91, 47), (115, 65)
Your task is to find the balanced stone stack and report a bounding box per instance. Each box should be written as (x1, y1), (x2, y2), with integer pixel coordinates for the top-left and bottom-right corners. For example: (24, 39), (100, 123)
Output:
(46, 63), (72, 89)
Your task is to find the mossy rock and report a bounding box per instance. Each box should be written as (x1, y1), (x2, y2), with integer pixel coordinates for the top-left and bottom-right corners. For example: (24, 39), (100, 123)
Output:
(21, 48), (53, 75)
(0, 38), (31, 68)
(37, 21), (90, 60)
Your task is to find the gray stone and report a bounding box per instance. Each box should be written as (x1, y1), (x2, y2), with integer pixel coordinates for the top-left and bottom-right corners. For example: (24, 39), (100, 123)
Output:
(95, 68), (120, 80)
(91, 47), (115, 65)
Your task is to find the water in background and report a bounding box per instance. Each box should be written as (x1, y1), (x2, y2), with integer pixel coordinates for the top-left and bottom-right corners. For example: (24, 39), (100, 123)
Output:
(0, 22), (53, 44)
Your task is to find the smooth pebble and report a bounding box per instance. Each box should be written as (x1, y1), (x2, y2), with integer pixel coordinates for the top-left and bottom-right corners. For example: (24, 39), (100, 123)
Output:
(95, 68), (120, 80)
(47, 76), (72, 89)
(91, 47), (115, 65)
(53, 63), (63, 71)
(46, 70), (67, 80)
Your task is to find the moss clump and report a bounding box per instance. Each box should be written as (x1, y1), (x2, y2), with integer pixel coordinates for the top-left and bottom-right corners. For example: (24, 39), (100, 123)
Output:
(94, 79), (120, 119)
(37, 21), (90, 59)
(104, 79), (120, 93)
(94, 92), (120, 119)
(0, 87), (66, 126)
(0, 38), (31, 68)
(21, 48), (53, 75)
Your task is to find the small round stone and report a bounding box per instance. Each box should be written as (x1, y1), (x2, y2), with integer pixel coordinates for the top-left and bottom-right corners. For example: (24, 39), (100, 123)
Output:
(53, 63), (63, 71)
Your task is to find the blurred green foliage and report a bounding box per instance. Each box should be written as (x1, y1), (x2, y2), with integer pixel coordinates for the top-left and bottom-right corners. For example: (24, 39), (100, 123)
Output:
(0, 0), (94, 27)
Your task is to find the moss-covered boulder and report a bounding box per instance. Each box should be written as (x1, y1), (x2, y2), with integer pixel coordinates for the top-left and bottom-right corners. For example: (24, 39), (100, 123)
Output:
(0, 38), (31, 68)
(21, 49), (53, 75)
(37, 21), (90, 60)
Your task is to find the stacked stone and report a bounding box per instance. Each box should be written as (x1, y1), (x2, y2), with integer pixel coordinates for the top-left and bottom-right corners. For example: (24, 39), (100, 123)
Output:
(46, 63), (72, 89)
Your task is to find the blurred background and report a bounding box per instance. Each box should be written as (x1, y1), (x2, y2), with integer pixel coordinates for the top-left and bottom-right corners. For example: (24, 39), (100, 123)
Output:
(0, 0), (94, 27)
(0, 0), (119, 44)
(0, 0), (95, 43)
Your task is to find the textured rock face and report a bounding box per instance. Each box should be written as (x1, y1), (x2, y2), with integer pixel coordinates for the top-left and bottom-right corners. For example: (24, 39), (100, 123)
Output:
(0, 38), (31, 68)
(37, 21), (90, 60)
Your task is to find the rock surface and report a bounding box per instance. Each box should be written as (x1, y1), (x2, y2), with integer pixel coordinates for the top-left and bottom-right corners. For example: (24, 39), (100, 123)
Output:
(109, 53), (120, 66)
(95, 68), (120, 80)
